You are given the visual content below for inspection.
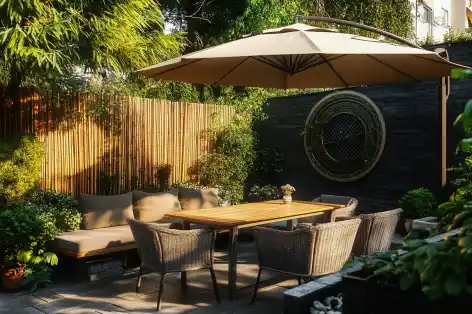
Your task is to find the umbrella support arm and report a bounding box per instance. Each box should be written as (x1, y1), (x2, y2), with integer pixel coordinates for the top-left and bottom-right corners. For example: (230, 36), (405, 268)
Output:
(294, 15), (421, 49)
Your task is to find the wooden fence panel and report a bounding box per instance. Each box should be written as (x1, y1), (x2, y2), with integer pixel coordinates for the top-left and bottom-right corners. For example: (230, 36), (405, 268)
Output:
(0, 91), (235, 195)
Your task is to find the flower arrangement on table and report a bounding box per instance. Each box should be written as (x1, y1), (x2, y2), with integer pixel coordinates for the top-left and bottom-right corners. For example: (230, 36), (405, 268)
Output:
(281, 184), (295, 203)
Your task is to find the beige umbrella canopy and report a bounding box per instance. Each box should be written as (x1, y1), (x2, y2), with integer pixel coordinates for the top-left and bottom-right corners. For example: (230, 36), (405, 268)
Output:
(138, 23), (469, 88)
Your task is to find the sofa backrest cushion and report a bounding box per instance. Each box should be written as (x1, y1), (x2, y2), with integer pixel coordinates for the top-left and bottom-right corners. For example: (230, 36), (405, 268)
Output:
(132, 190), (181, 222)
(80, 192), (134, 230)
(178, 187), (219, 211)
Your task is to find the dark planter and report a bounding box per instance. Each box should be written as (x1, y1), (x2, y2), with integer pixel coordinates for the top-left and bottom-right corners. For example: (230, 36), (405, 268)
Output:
(343, 271), (471, 314)
(1, 265), (24, 292)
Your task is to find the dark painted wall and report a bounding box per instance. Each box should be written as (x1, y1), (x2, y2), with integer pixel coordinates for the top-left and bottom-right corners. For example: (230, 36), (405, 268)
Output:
(257, 41), (472, 212)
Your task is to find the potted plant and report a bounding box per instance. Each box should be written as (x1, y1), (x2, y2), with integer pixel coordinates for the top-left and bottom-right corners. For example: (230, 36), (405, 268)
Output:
(343, 233), (472, 314)
(399, 188), (436, 232)
(0, 203), (59, 292)
(281, 184), (295, 203)
(248, 184), (280, 202)
(1, 261), (24, 292)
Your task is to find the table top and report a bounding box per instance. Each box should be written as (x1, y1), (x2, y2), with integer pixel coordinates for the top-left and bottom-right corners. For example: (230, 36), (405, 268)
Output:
(164, 200), (342, 228)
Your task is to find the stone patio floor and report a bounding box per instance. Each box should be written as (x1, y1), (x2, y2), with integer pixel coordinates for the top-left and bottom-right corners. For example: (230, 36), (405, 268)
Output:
(0, 241), (295, 314)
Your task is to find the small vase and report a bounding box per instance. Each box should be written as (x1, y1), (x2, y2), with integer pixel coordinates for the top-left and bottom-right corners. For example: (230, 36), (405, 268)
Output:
(283, 195), (292, 203)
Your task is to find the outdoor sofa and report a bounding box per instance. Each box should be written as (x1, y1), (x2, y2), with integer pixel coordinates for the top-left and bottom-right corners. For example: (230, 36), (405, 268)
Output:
(49, 187), (219, 259)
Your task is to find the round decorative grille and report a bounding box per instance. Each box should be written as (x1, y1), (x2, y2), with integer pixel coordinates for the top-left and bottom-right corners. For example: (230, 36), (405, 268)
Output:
(304, 91), (386, 182)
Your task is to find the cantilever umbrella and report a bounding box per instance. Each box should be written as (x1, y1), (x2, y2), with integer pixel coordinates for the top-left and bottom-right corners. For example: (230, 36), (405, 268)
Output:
(137, 23), (470, 88)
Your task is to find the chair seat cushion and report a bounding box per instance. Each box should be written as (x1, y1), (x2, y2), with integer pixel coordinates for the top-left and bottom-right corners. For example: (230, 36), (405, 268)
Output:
(50, 224), (171, 254)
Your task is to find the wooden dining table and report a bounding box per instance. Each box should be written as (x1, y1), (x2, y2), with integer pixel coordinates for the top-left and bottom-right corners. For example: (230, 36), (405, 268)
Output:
(164, 200), (342, 300)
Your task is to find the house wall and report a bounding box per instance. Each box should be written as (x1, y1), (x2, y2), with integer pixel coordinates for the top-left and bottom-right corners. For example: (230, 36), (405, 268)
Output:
(410, 0), (468, 42)
(257, 41), (472, 212)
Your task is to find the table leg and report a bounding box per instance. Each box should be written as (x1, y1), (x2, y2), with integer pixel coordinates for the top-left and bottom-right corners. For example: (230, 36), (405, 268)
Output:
(181, 220), (190, 293)
(228, 226), (238, 300)
(287, 219), (294, 231)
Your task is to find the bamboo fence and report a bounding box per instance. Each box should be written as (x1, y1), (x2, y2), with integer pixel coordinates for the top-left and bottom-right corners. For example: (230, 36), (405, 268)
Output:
(0, 90), (235, 195)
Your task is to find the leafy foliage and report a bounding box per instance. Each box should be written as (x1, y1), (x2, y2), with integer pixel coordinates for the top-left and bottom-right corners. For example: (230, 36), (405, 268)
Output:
(28, 190), (81, 232)
(356, 68), (472, 301)
(0, 0), (183, 92)
(248, 184), (280, 201)
(198, 114), (255, 204)
(399, 188), (437, 219)
(0, 202), (59, 290)
(315, 0), (414, 39)
(0, 134), (44, 201)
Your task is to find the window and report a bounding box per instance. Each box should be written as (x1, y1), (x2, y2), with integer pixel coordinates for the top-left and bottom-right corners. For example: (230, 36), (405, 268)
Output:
(418, 4), (433, 24)
(441, 8), (449, 26)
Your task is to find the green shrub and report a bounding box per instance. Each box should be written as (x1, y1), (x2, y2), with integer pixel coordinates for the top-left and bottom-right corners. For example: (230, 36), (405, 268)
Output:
(198, 116), (255, 204)
(0, 134), (44, 201)
(399, 188), (437, 219)
(248, 184), (280, 201)
(0, 203), (58, 290)
(28, 190), (81, 232)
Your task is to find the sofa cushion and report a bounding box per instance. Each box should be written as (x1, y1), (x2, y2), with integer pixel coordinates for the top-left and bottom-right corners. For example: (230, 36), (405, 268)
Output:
(49, 224), (171, 254)
(80, 193), (134, 230)
(132, 190), (181, 222)
(178, 187), (219, 211)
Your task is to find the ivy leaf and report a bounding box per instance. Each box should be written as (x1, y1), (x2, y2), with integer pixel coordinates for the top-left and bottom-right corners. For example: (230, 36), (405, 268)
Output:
(44, 252), (58, 266)
(31, 256), (43, 264)
(460, 138), (472, 152)
(445, 277), (463, 296)
(18, 250), (32, 263)
(451, 69), (472, 79)
(399, 274), (415, 291)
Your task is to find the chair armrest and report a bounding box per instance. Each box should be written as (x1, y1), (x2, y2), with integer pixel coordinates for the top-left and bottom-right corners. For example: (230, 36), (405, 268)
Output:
(152, 226), (216, 272)
(253, 227), (315, 276)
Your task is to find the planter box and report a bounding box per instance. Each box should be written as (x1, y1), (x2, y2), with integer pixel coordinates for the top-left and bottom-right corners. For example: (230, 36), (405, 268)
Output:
(343, 271), (470, 314)
(412, 216), (438, 230)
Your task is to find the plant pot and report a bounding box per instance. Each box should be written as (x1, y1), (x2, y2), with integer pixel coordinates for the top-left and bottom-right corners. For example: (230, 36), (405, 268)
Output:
(1, 265), (24, 292)
(343, 271), (472, 314)
(283, 195), (292, 203)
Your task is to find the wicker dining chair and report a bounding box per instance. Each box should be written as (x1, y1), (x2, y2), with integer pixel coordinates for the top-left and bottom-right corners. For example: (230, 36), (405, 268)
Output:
(127, 218), (220, 311)
(298, 194), (359, 225)
(251, 218), (361, 303)
(351, 208), (403, 256)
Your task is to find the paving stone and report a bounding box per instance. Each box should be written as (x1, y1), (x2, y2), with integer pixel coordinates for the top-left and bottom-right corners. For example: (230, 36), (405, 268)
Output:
(111, 281), (217, 314)
(22, 307), (47, 313)
(53, 301), (128, 313)
(34, 297), (90, 313)
(0, 293), (47, 309)
(32, 290), (63, 303)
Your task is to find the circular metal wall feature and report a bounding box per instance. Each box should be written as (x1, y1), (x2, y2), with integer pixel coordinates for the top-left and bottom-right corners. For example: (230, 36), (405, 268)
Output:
(304, 90), (386, 182)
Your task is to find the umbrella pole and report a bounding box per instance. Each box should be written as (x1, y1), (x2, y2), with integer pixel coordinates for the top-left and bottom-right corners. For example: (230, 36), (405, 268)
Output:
(294, 15), (421, 49)
(435, 48), (451, 188)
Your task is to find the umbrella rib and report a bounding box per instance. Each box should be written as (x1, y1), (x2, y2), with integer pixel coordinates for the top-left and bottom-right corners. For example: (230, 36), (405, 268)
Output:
(212, 57), (250, 85)
(320, 54), (348, 87)
(296, 55), (322, 72)
(295, 55), (346, 74)
(411, 54), (455, 66)
(253, 56), (289, 73)
(296, 54), (315, 72)
(296, 56), (325, 73)
(275, 55), (291, 72)
(147, 59), (203, 76)
(367, 54), (420, 82)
